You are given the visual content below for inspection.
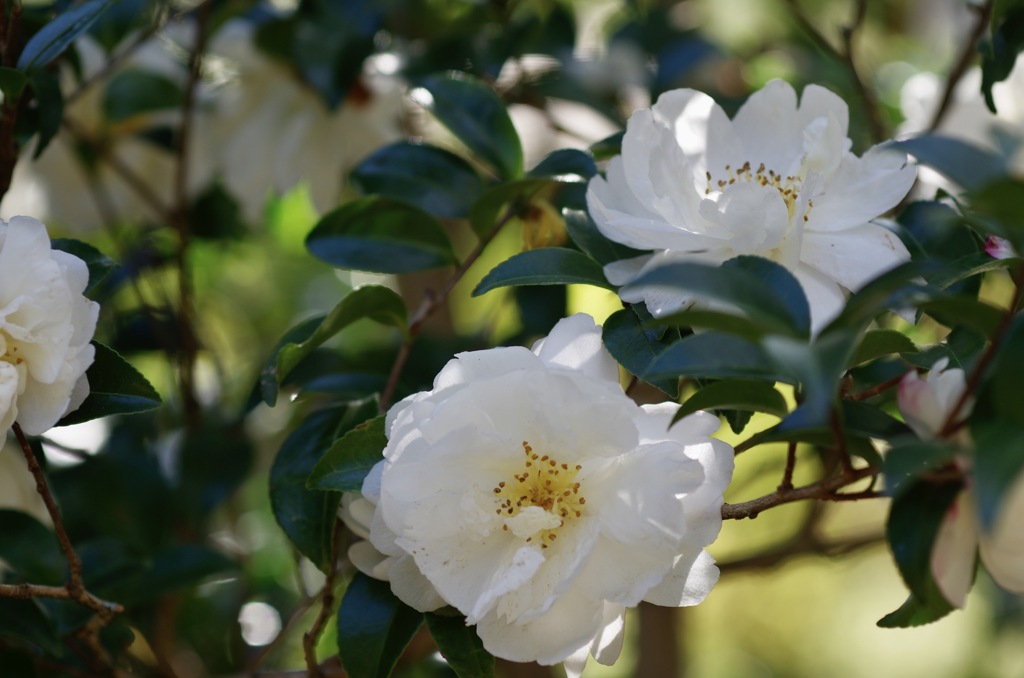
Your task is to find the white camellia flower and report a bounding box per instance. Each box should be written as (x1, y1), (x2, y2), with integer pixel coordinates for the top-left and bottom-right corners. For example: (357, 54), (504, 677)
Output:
(203, 19), (404, 221)
(342, 314), (734, 676)
(587, 79), (916, 333)
(897, 359), (1024, 606)
(0, 440), (50, 525)
(0, 216), (98, 436)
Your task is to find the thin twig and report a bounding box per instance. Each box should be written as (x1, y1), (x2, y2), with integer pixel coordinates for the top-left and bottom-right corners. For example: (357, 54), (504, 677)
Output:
(849, 373), (903, 401)
(302, 519), (344, 677)
(722, 465), (876, 520)
(927, 0), (996, 131)
(779, 441), (798, 491)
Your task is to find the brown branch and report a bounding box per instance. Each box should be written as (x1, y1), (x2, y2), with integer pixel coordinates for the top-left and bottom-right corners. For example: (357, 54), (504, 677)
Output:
(927, 0), (996, 131)
(784, 0), (889, 143)
(849, 373), (903, 401)
(719, 529), (884, 573)
(303, 519), (344, 677)
(722, 465), (877, 520)
(779, 441), (798, 491)
(379, 197), (535, 412)
(9, 424), (124, 673)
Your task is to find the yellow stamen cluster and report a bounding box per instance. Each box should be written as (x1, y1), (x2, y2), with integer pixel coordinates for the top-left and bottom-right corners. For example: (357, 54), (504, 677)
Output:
(704, 162), (813, 222)
(0, 335), (22, 367)
(492, 441), (586, 549)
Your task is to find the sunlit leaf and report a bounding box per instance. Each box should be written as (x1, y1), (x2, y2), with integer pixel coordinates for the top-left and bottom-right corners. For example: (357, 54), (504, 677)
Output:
(473, 248), (614, 296)
(601, 307), (680, 398)
(308, 415), (387, 493)
(674, 380), (787, 424)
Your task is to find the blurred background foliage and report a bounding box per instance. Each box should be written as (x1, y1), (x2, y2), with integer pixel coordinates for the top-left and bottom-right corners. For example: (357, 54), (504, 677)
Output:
(0, 0), (1021, 676)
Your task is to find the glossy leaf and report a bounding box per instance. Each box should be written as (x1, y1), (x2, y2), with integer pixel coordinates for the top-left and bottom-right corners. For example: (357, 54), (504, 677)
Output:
(675, 380), (787, 423)
(647, 331), (786, 382)
(308, 415), (387, 492)
(849, 329), (918, 367)
(883, 440), (958, 499)
(426, 613), (495, 678)
(877, 590), (956, 628)
(892, 136), (1008, 191)
(306, 197), (458, 274)
(469, 178), (550, 239)
(601, 307), (680, 398)
(351, 142), (485, 219)
(624, 256), (811, 338)
(0, 510), (64, 584)
(562, 209), (648, 266)
(972, 422), (1024, 530)
(414, 72), (523, 179)
(337, 573), (424, 678)
(51, 238), (117, 297)
(261, 285), (407, 406)
(18, 0), (116, 70)
(527, 148), (597, 180)
(102, 70), (182, 121)
(473, 248), (614, 296)
(57, 343), (161, 426)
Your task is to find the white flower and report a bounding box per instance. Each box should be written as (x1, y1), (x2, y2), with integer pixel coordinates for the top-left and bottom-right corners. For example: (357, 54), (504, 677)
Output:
(587, 79), (916, 333)
(896, 359), (1024, 606)
(0, 216), (98, 435)
(203, 19), (405, 220)
(0, 439), (50, 525)
(341, 314), (733, 675)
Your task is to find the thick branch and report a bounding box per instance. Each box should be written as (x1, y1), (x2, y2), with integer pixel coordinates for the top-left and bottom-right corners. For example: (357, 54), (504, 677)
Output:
(722, 465), (877, 520)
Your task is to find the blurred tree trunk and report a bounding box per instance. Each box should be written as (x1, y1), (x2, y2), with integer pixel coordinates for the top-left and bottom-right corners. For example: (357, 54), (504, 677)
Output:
(635, 603), (681, 677)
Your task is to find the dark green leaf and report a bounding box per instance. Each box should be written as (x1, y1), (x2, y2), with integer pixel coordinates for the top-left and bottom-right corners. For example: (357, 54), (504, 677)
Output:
(18, 0), (116, 71)
(589, 131), (623, 161)
(0, 510), (64, 584)
(825, 261), (934, 333)
(919, 296), (1005, 336)
(51, 238), (117, 297)
(426, 612), (495, 678)
(982, 314), (1024, 424)
(270, 408), (345, 572)
(469, 178), (550, 239)
(850, 329), (918, 367)
(105, 544), (237, 606)
(892, 136), (1009, 191)
(647, 332), (786, 382)
(102, 70), (182, 122)
(562, 209), (647, 266)
(188, 183), (248, 240)
(306, 197), (458, 274)
(351, 142), (485, 219)
(980, 3), (1024, 111)
(653, 308), (775, 342)
(0, 67), (26, 104)
(337, 573), (424, 678)
(177, 422), (253, 526)
(625, 256), (810, 338)
(883, 440), (958, 499)
(473, 248), (614, 296)
(415, 72), (523, 179)
(884, 477), (963, 623)
(601, 307), (680, 398)
(972, 421), (1024, 530)
(877, 590), (955, 628)
(27, 70), (63, 158)
(0, 598), (60, 655)
(308, 415), (387, 492)
(527, 149), (597, 180)
(57, 343), (161, 426)
(262, 285), (407, 406)
(675, 380), (787, 423)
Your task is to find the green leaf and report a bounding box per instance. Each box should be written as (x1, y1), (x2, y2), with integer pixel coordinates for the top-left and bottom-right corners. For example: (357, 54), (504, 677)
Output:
(850, 329), (918, 368)
(825, 261), (933, 333)
(980, 3), (1024, 112)
(57, 343), (161, 426)
(588, 131), (623, 161)
(892, 136), (1009, 191)
(972, 421), (1024, 530)
(877, 590), (956, 628)
(647, 332), (787, 382)
(426, 613), (495, 678)
(919, 296), (1005, 336)
(469, 178), (550, 239)
(0, 598), (60, 655)
(51, 238), (117, 297)
(884, 477), (963, 625)
(104, 544), (237, 606)
(527, 149), (597, 180)
(675, 380), (787, 423)
(188, 183), (248, 240)
(306, 197), (458, 274)
(652, 308), (775, 342)
(982, 314), (1024, 424)
(473, 248), (614, 296)
(625, 256), (811, 338)
(308, 415), (387, 492)
(337, 573), (424, 678)
(883, 440), (958, 499)
(562, 209), (647, 266)
(177, 421), (254, 526)
(18, 0), (116, 71)
(261, 285), (407, 406)
(351, 142), (485, 219)
(601, 307), (680, 398)
(0, 67), (27, 104)
(270, 408), (345, 573)
(27, 69), (63, 158)
(415, 72), (523, 179)
(102, 70), (182, 122)
(0, 510), (64, 584)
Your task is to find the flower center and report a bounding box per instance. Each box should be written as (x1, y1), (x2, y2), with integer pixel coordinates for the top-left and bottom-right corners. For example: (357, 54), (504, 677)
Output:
(705, 162), (813, 223)
(492, 441), (586, 548)
(0, 332), (22, 368)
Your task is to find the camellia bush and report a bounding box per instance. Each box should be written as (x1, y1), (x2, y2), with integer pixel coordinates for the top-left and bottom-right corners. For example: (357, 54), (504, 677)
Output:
(0, 0), (1022, 677)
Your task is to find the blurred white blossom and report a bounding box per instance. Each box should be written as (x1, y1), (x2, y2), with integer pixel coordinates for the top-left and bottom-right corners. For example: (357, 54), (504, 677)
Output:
(0, 439), (50, 525)
(342, 314), (733, 676)
(0, 216), (98, 436)
(897, 358), (1024, 606)
(588, 79), (915, 333)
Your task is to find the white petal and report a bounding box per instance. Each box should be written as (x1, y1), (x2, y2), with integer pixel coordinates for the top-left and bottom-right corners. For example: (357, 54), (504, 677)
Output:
(348, 540), (392, 580)
(806, 144), (916, 233)
(531, 314), (619, 383)
(979, 472), (1024, 593)
(801, 223), (910, 292)
(792, 264), (847, 335)
(388, 554), (448, 612)
(731, 79), (803, 171)
(0, 362), (18, 432)
(930, 489), (978, 609)
(797, 84), (850, 143)
(643, 547), (720, 607)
